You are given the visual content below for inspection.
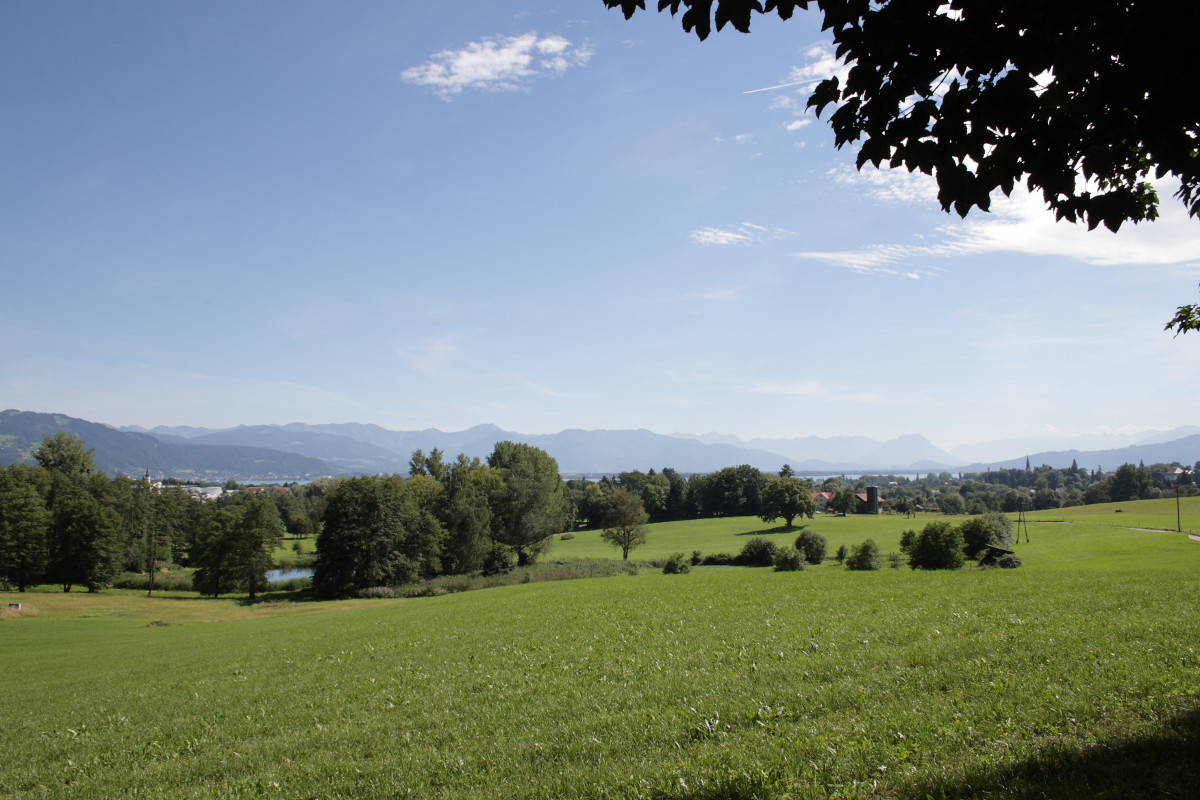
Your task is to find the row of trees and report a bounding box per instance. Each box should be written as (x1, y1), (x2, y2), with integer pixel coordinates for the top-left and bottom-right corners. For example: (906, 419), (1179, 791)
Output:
(0, 433), (307, 596)
(0, 433), (199, 592)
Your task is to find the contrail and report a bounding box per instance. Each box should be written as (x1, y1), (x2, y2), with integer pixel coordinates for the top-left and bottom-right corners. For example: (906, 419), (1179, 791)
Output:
(743, 78), (820, 94)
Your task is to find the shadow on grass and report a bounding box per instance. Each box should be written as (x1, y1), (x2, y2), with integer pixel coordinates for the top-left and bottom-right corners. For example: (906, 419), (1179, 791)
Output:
(662, 705), (1200, 800)
(898, 705), (1200, 800)
(236, 587), (323, 606)
(735, 524), (806, 536)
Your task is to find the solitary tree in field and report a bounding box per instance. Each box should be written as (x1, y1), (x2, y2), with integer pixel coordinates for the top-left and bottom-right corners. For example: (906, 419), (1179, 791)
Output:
(760, 475), (816, 528)
(600, 489), (649, 560)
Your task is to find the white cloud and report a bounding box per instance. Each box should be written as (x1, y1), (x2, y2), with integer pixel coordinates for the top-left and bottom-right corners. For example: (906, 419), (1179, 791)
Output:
(401, 32), (592, 99)
(787, 44), (851, 86)
(690, 222), (788, 247)
(691, 227), (752, 246)
(796, 168), (1200, 273)
(785, 119), (812, 132)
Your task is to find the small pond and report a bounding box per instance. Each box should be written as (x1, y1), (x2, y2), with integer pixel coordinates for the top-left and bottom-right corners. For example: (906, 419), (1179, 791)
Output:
(266, 567), (314, 584)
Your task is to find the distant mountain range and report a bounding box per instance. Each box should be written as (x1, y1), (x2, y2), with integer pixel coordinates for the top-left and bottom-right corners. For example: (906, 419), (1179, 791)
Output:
(2, 409), (1197, 480)
(0, 410), (328, 480)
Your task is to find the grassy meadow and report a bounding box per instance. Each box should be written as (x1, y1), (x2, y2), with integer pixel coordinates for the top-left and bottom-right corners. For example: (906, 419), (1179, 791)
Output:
(3, 499), (1199, 799)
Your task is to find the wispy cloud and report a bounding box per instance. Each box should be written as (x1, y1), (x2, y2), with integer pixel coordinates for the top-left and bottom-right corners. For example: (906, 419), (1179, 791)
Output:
(397, 335), (463, 374)
(685, 285), (747, 301)
(796, 168), (1200, 274)
(401, 32), (592, 99)
(691, 221), (787, 247)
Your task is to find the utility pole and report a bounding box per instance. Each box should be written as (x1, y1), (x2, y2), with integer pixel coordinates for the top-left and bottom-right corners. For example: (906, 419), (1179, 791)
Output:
(1177, 472), (1183, 534)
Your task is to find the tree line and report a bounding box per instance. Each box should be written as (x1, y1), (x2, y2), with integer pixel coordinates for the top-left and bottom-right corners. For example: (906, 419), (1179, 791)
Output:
(2, 431), (1192, 596)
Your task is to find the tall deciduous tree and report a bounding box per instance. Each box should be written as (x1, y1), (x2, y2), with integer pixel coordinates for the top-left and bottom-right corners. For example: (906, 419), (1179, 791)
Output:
(234, 495), (286, 599)
(313, 475), (446, 596)
(0, 465), (51, 591)
(191, 507), (243, 598)
(45, 485), (123, 592)
(487, 442), (568, 566)
(33, 433), (123, 592)
(438, 455), (498, 575)
(600, 488), (649, 560)
(760, 476), (816, 527)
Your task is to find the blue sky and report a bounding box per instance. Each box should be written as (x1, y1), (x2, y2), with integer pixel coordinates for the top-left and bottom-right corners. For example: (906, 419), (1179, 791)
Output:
(3, 1), (1198, 449)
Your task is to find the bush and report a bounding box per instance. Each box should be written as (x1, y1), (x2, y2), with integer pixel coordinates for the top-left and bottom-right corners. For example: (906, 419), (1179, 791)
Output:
(845, 539), (882, 571)
(773, 547), (807, 572)
(356, 585), (397, 599)
(558, 532), (575, 541)
(481, 544), (515, 577)
(111, 571), (194, 593)
(736, 537), (778, 567)
(662, 552), (691, 574)
(886, 552), (904, 569)
(691, 550), (703, 566)
(960, 511), (1014, 555)
(835, 544), (848, 564)
(701, 552), (734, 566)
(997, 553), (1023, 569)
(905, 521), (966, 570)
(794, 531), (828, 564)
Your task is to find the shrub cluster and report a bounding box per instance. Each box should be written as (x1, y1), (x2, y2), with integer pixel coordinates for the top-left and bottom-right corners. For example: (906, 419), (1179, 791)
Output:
(899, 516), (1022, 570)
(772, 547), (807, 572)
(959, 511), (1014, 556)
(735, 537), (778, 567)
(480, 544), (515, 577)
(662, 553), (691, 574)
(793, 531), (827, 564)
(845, 539), (881, 571)
(701, 552), (734, 566)
(902, 521), (966, 570)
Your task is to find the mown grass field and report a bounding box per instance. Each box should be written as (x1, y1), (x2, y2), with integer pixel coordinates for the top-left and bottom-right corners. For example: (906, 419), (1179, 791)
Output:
(3, 499), (1199, 799)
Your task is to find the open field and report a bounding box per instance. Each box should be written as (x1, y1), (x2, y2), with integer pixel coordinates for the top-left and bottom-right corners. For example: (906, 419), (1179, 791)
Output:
(3, 500), (1199, 799)
(554, 497), (1200, 564)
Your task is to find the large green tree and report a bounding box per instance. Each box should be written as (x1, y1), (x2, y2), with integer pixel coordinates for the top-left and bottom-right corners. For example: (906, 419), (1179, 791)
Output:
(33, 431), (95, 477)
(234, 495), (286, 599)
(45, 485), (123, 592)
(190, 496), (285, 598)
(487, 442), (568, 566)
(33, 433), (123, 592)
(313, 475), (446, 596)
(191, 506), (243, 598)
(759, 475), (816, 527)
(437, 455), (499, 575)
(0, 465), (51, 591)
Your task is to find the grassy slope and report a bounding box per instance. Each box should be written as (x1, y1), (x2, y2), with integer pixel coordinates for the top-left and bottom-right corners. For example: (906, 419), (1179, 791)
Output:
(555, 497), (1200, 563)
(3, 500), (1200, 799)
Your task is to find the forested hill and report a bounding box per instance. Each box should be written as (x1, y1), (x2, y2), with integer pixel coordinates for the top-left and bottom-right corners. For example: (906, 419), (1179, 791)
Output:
(0, 410), (331, 480)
